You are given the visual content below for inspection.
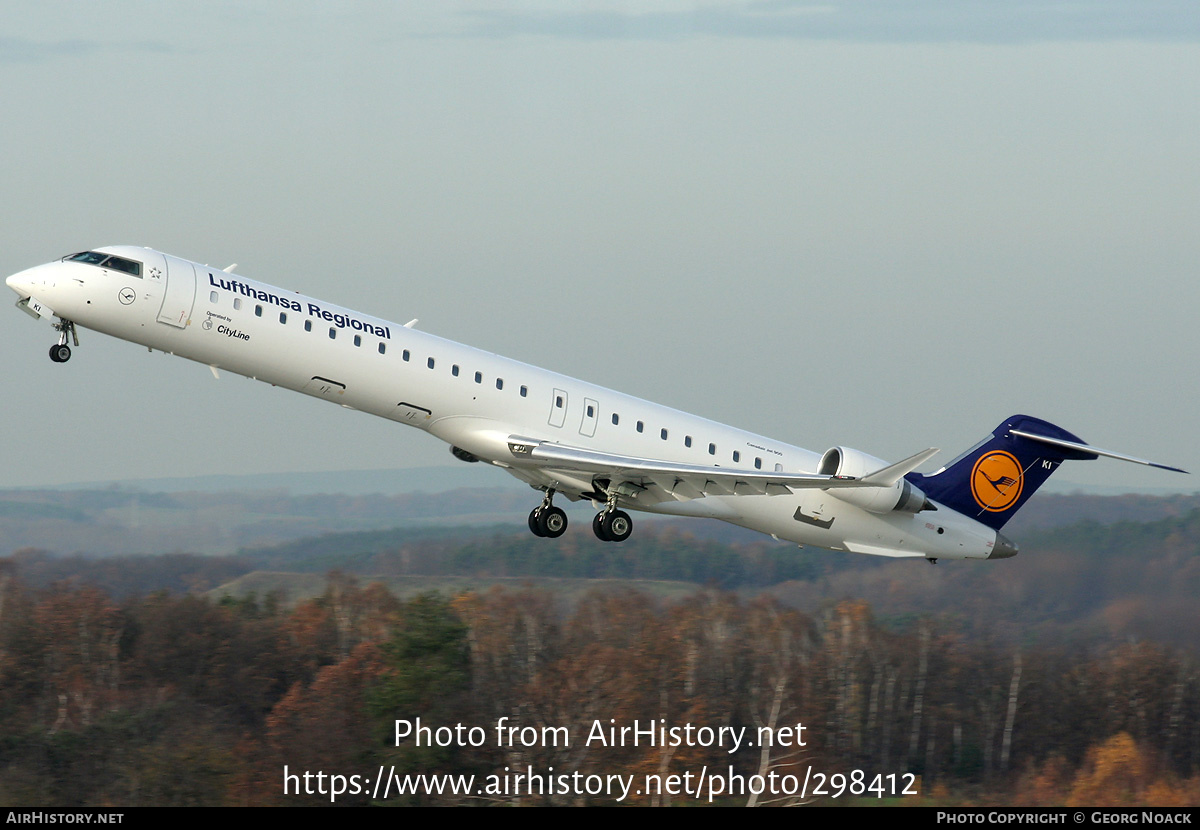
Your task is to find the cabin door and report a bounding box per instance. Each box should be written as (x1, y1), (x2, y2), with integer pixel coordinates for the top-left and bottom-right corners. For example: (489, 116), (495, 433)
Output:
(579, 397), (598, 437)
(158, 257), (197, 328)
(548, 388), (568, 428)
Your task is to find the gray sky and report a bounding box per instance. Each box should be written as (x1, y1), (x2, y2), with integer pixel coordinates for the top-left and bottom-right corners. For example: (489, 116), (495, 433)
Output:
(2, 1), (1197, 492)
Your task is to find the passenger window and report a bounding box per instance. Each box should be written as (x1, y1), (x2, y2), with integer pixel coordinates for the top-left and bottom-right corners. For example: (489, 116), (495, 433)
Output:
(754, 457), (762, 469)
(520, 386), (528, 397)
(685, 436), (692, 448)
(636, 421), (644, 433)
(452, 365), (460, 377)
(612, 413), (619, 425)
(353, 335), (362, 347)
(209, 291), (218, 303)
(586, 404), (594, 417)
(660, 428), (668, 440)
(279, 312), (287, 324)
(233, 298), (242, 310)
(427, 357), (435, 369)
(304, 320), (312, 332)
(378, 343), (386, 355)
(496, 378), (504, 390)
(556, 396), (564, 408)
(329, 328), (336, 339)
(255, 305), (262, 317)
(733, 451), (741, 462)
(475, 372), (482, 384)
(709, 443), (716, 456)
(403, 350), (410, 361)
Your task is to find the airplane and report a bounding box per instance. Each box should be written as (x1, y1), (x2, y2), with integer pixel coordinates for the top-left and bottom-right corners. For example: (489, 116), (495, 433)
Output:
(5, 246), (1186, 563)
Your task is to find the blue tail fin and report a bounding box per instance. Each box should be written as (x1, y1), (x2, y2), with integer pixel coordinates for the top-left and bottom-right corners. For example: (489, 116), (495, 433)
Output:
(905, 414), (1098, 530)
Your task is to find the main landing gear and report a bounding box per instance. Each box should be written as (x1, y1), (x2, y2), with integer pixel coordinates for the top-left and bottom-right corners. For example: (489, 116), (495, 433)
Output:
(525, 489), (635, 543)
(592, 508), (632, 542)
(49, 319), (78, 363)
(528, 490), (568, 539)
(592, 491), (632, 543)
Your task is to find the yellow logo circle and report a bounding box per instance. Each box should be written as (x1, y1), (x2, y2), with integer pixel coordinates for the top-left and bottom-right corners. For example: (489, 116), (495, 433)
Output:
(970, 451), (1024, 512)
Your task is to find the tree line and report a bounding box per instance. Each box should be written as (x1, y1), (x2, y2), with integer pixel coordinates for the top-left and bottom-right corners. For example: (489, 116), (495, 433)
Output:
(0, 565), (1197, 806)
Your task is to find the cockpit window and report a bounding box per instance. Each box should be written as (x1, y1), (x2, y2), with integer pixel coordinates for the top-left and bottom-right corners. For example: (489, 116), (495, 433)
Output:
(65, 251), (108, 265)
(105, 256), (142, 276)
(62, 251), (142, 277)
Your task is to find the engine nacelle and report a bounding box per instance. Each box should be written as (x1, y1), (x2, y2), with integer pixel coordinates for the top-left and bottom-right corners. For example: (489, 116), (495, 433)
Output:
(818, 446), (930, 514)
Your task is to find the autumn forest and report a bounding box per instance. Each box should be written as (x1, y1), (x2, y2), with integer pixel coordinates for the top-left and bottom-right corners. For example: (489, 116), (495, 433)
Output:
(1, 488), (1198, 807)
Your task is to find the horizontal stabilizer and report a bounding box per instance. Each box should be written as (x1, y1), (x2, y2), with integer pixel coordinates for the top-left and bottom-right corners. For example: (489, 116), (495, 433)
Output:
(1008, 429), (1188, 474)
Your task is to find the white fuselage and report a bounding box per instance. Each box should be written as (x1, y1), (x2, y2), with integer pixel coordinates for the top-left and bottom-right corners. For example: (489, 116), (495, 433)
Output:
(6, 246), (1004, 560)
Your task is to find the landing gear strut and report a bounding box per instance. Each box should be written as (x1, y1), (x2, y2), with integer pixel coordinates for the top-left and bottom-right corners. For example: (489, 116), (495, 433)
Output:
(49, 319), (78, 363)
(528, 489), (567, 538)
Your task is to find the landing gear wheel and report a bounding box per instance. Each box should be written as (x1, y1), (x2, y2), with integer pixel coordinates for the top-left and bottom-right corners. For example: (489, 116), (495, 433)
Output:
(537, 506), (568, 538)
(528, 508), (547, 537)
(600, 510), (633, 543)
(49, 344), (71, 363)
(592, 512), (612, 542)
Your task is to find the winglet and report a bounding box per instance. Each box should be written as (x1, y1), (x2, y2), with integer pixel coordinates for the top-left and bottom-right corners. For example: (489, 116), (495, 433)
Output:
(223, 263), (237, 273)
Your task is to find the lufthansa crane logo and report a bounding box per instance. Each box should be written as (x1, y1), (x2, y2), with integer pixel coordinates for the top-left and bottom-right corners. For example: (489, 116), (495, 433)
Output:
(970, 451), (1024, 512)
(118, 287), (136, 305)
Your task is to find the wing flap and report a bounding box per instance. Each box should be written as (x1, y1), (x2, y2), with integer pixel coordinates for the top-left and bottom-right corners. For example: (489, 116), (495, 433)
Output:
(660, 476), (705, 501)
(702, 478), (735, 497)
(507, 436), (939, 502)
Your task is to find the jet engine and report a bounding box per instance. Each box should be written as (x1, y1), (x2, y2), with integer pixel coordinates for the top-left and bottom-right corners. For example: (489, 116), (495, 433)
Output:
(818, 446), (931, 514)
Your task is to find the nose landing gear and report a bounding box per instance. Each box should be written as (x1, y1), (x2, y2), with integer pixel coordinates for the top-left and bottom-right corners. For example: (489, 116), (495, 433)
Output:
(49, 319), (78, 363)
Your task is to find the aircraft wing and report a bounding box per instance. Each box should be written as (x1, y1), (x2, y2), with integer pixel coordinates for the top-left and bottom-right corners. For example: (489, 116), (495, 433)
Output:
(505, 436), (937, 502)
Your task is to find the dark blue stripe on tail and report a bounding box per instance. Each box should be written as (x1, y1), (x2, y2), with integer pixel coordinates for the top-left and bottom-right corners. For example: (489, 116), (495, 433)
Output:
(905, 415), (1097, 530)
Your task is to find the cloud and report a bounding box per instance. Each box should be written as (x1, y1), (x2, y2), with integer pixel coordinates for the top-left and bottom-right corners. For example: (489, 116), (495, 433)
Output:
(0, 36), (170, 65)
(456, 1), (1200, 44)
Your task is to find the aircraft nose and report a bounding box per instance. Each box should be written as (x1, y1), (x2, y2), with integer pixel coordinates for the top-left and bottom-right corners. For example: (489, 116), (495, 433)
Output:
(6, 267), (40, 298)
(6, 271), (31, 297)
